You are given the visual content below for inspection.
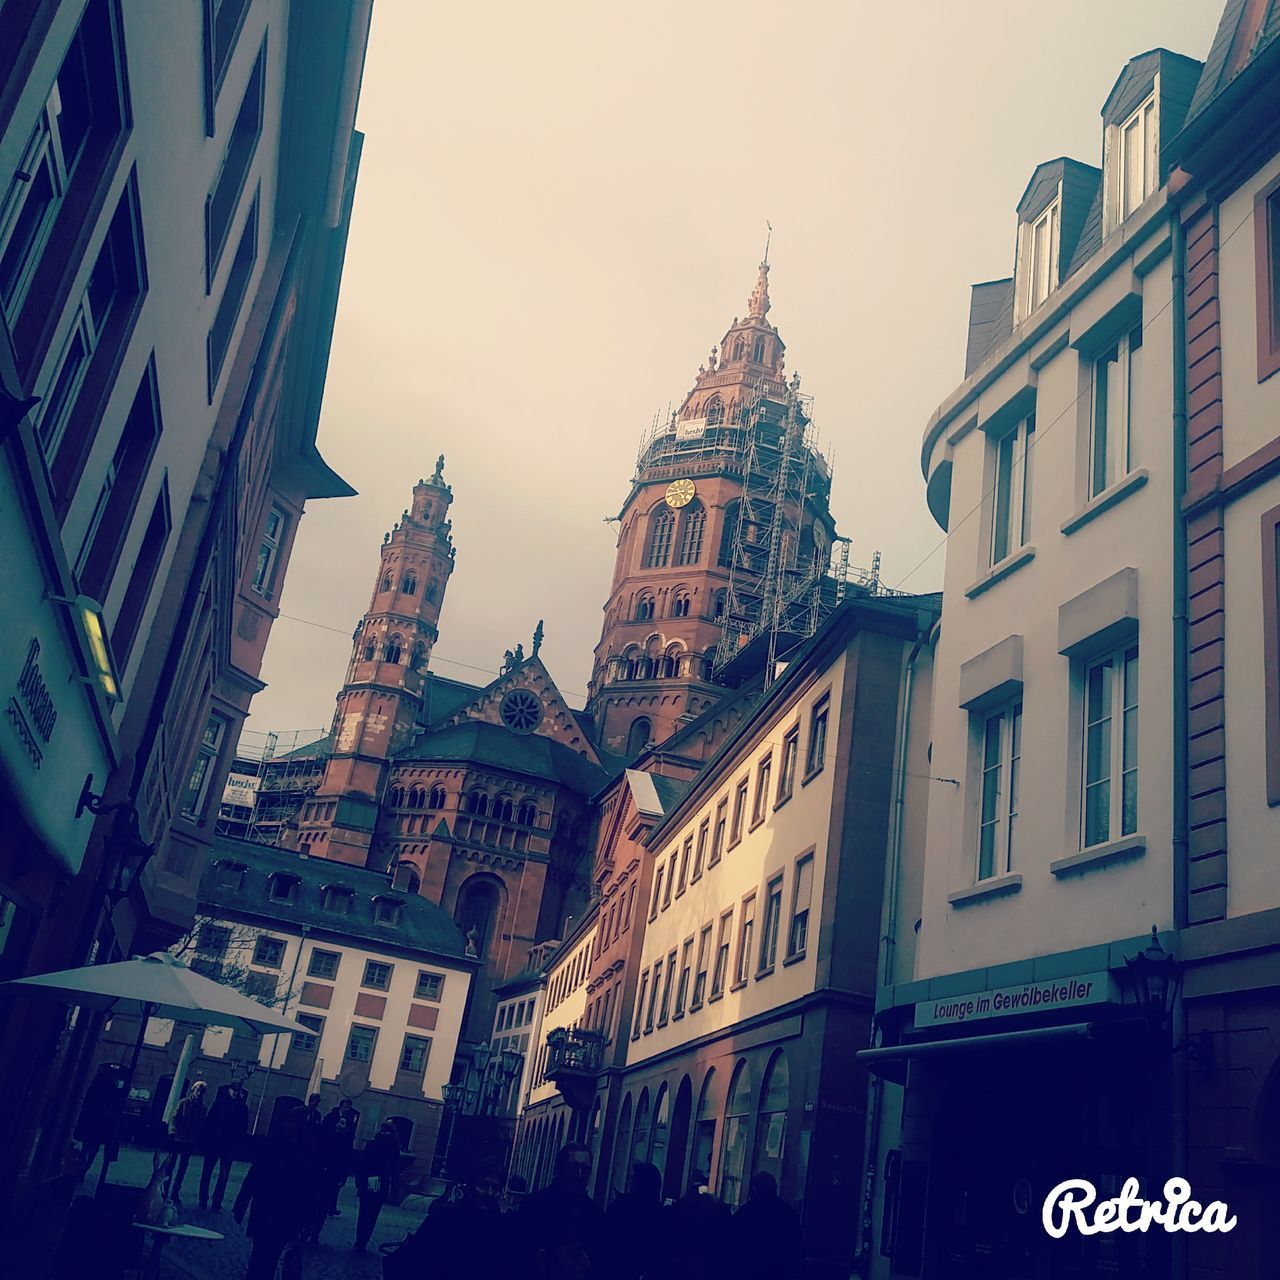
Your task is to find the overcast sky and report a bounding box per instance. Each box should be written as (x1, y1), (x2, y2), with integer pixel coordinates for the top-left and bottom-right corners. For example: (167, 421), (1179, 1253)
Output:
(245, 0), (1222, 743)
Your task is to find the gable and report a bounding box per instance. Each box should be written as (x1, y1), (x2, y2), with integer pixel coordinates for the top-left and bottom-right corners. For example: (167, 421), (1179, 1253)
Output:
(441, 656), (602, 766)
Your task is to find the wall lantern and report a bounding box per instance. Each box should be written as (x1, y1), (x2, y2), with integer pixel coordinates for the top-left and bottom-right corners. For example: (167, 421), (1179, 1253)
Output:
(1122, 926), (1181, 1034)
(77, 775), (156, 904)
(49, 593), (123, 702)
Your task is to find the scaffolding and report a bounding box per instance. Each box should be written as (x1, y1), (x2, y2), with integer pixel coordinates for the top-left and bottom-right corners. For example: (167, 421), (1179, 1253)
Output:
(215, 728), (329, 845)
(712, 382), (897, 684)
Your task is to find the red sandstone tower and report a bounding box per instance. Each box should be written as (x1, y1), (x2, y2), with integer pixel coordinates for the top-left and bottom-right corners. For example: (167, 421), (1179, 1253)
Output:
(587, 262), (839, 756)
(290, 459), (456, 863)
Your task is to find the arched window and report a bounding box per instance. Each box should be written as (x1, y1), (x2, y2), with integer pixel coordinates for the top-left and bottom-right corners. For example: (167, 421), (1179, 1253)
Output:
(635, 595), (655, 621)
(426, 578), (439, 603)
(631, 1088), (651, 1168)
(465, 789), (488, 816)
(493, 794), (514, 823)
(719, 1059), (753, 1207)
(706, 397), (725, 426)
(407, 786), (425, 810)
(671, 593), (691, 618)
(363, 635), (377, 661)
(712, 590), (727, 621)
(692, 1067), (719, 1190)
(393, 862), (421, 895)
(387, 785), (405, 809)
(732, 337), (745, 360)
(646, 508), (675, 568)
(381, 571), (393, 591)
(626, 717), (651, 759)
(798, 525), (816, 573)
(384, 634), (403, 664)
(410, 640), (427, 671)
(650, 1083), (670, 1177)
(402, 571), (418, 595)
(455, 874), (501, 959)
(752, 1050), (790, 1187)
(612, 1094), (634, 1197)
(703, 649), (716, 680)
(428, 785), (447, 810)
(517, 799), (538, 827)
(677, 503), (705, 565)
(719, 501), (741, 567)
(752, 336), (765, 362)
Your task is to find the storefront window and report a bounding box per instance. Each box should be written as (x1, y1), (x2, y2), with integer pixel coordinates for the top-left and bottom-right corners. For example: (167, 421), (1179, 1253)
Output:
(752, 1050), (790, 1188)
(719, 1059), (753, 1207)
(691, 1067), (718, 1189)
(650, 1083), (670, 1180)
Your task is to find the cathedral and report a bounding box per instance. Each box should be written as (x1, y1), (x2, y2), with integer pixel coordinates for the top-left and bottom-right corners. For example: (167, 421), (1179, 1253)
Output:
(284, 261), (841, 1043)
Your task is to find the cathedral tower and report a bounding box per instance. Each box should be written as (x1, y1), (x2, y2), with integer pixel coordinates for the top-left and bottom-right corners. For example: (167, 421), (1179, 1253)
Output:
(291, 459), (456, 864)
(587, 262), (839, 756)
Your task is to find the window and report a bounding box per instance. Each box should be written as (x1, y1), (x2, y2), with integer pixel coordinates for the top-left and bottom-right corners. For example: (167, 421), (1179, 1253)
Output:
(649, 864), (664, 920)
(181, 715), (228, 821)
(677, 503), (706, 565)
(787, 855), (814, 959)
(646, 507), (675, 567)
(692, 923), (712, 1008)
(0, 0), (128, 332)
(384, 634), (403, 665)
(710, 799), (728, 866)
(402, 572), (417, 595)
(734, 894), (756, 987)
(1082, 647), (1139, 848)
(805, 698), (829, 778)
(644, 961), (661, 1032)
(76, 360), (163, 603)
(674, 938), (693, 1017)
(362, 960), (392, 990)
(346, 1024), (377, 1063)
(752, 754), (772, 825)
(251, 504), (288, 597)
(204, 0), (253, 107)
(292, 1012), (323, 1055)
(988, 415), (1035, 566)
(252, 936), (284, 969)
(627, 717), (651, 757)
(214, 861), (244, 891)
(777, 728), (799, 803)
(431, 786), (449, 810)
(658, 949), (677, 1025)
(635, 595), (655, 621)
(268, 874), (298, 905)
(1090, 329), (1142, 498)
(242, 971), (275, 1001)
(374, 897), (402, 926)
(692, 820), (709, 882)
(978, 704), (1022, 881)
(206, 187), (259, 396)
(1021, 198), (1059, 317)
(730, 779), (748, 845)
(671, 593), (691, 617)
(110, 479), (171, 668)
(1257, 177), (1280, 381)
(399, 1034), (431, 1074)
(465, 789), (488, 816)
(663, 852), (676, 909)
(308, 949), (339, 980)
(323, 886), (353, 914)
(1118, 94), (1157, 223)
(205, 44), (263, 287)
(759, 875), (783, 973)
(415, 971), (444, 1001)
(711, 910), (733, 998)
(677, 837), (692, 896)
(197, 921), (230, 956)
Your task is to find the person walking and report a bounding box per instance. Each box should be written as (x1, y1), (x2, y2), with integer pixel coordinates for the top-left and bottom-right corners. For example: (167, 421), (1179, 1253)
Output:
(666, 1171), (732, 1279)
(730, 1172), (803, 1280)
(199, 1081), (248, 1211)
(320, 1098), (359, 1216)
(517, 1142), (602, 1271)
(234, 1103), (321, 1280)
(74, 1062), (126, 1181)
(353, 1121), (402, 1252)
(165, 1080), (207, 1206)
(602, 1161), (665, 1279)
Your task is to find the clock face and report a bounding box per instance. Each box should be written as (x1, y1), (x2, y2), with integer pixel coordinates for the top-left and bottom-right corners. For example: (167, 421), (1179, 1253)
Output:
(665, 478), (696, 509)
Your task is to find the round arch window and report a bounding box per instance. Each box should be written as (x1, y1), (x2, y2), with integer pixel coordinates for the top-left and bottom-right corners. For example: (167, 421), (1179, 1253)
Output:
(500, 689), (542, 734)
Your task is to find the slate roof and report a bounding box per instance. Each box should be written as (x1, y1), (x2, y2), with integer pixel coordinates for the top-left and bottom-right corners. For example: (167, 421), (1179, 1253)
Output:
(420, 672), (485, 729)
(204, 834), (472, 962)
(395, 720), (609, 796)
(1186, 0), (1280, 124)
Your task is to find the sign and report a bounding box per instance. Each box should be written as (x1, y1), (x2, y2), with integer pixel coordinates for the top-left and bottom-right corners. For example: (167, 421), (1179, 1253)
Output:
(222, 772), (260, 808)
(676, 418), (707, 440)
(6, 637), (57, 768)
(915, 972), (1115, 1028)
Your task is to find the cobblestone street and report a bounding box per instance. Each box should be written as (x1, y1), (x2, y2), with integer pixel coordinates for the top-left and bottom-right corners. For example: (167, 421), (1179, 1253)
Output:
(81, 1147), (434, 1280)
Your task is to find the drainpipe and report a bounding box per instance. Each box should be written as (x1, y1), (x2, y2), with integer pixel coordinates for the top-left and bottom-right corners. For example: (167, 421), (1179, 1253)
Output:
(1170, 211), (1190, 1280)
(857, 622), (930, 1270)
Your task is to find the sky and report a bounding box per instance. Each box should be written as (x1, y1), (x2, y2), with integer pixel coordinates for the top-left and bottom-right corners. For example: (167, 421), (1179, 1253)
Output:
(245, 0), (1223, 743)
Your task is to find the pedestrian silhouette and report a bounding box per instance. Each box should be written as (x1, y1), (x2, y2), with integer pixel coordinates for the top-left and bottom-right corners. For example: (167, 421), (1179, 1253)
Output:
(517, 1141), (602, 1270)
(731, 1171), (803, 1280)
(353, 1121), (401, 1252)
(165, 1080), (207, 1206)
(603, 1161), (664, 1278)
(74, 1062), (126, 1180)
(199, 1081), (248, 1211)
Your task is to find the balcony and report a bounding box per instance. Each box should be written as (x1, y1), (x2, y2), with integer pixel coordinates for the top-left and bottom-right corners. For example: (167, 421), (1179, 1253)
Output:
(545, 1028), (605, 1109)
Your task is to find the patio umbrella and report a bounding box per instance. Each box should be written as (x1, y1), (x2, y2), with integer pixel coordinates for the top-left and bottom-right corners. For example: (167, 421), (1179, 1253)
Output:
(3, 952), (309, 1186)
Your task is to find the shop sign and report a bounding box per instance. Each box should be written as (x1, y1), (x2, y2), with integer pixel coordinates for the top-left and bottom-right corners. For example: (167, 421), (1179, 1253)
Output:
(676, 418), (707, 440)
(916, 972), (1115, 1028)
(6, 637), (57, 768)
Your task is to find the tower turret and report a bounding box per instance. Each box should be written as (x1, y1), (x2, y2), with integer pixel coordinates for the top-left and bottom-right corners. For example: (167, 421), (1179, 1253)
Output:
(290, 460), (456, 864)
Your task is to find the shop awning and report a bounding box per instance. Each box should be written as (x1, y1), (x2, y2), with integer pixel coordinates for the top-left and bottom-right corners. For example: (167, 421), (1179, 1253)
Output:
(857, 1021), (1100, 1082)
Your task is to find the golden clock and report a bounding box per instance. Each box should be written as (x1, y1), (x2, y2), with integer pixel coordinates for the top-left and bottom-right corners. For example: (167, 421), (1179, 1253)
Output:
(665, 478), (696, 509)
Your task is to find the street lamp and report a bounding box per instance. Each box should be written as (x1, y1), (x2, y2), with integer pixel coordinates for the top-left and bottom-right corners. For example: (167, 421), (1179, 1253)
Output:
(77, 776), (156, 905)
(1122, 926), (1180, 1034)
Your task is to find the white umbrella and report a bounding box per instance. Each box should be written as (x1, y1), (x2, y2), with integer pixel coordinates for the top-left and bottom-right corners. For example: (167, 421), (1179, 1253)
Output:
(3, 952), (309, 1188)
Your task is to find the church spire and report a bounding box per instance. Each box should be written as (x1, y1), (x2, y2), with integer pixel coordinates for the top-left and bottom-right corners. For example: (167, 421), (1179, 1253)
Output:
(748, 260), (771, 319)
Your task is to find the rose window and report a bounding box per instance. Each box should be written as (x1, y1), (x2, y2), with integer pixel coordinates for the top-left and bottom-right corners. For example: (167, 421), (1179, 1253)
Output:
(500, 689), (542, 734)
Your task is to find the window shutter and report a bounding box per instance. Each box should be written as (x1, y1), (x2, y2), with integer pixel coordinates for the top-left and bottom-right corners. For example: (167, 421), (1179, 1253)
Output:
(794, 857), (814, 914)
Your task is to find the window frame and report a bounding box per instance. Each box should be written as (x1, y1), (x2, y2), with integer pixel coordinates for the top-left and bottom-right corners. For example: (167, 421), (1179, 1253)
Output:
(710, 799), (728, 866)
(674, 936), (694, 1019)
(204, 40), (264, 290)
(752, 752), (772, 826)
(361, 959), (393, 991)
(776, 726), (799, 805)
(1089, 327), (1142, 499)
(733, 892), (757, 990)
(758, 874), (783, 976)
(976, 702), (1023, 882)
(415, 970), (444, 1001)
(1254, 170), (1280, 383)
(250, 502), (289, 598)
(676, 835), (692, 897)
(292, 1011), (323, 1056)
(1019, 196), (1060, 319)
(691, 922), (712, 1009)
(729, 777), (749, 846)
(657, 947), (677, 1026)
(786, 852), (814, 961)
(251, 935), (284, 970)
(988, 414), (1035, 567)
(711, 909), (733, 1000)
(307, 949), (340, 980)
(692, 819), (709, 882)
(398, 1033), (432, 1075)
(1080, 645), (1140, 850)
(803, 697), (829, 782)
(181, 713), (228, 822)
(345, 1023), (378, 1064)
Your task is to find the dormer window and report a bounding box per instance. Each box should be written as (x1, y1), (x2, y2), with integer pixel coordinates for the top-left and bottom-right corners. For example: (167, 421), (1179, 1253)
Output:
(1019, 198), (1059, 321)
(1119, 95), (1157, 222)
(268, 872), (299, 905)
(373, 896), (403, 926)
(215, 859), (246, 890)
(322, 885), (354, 915)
